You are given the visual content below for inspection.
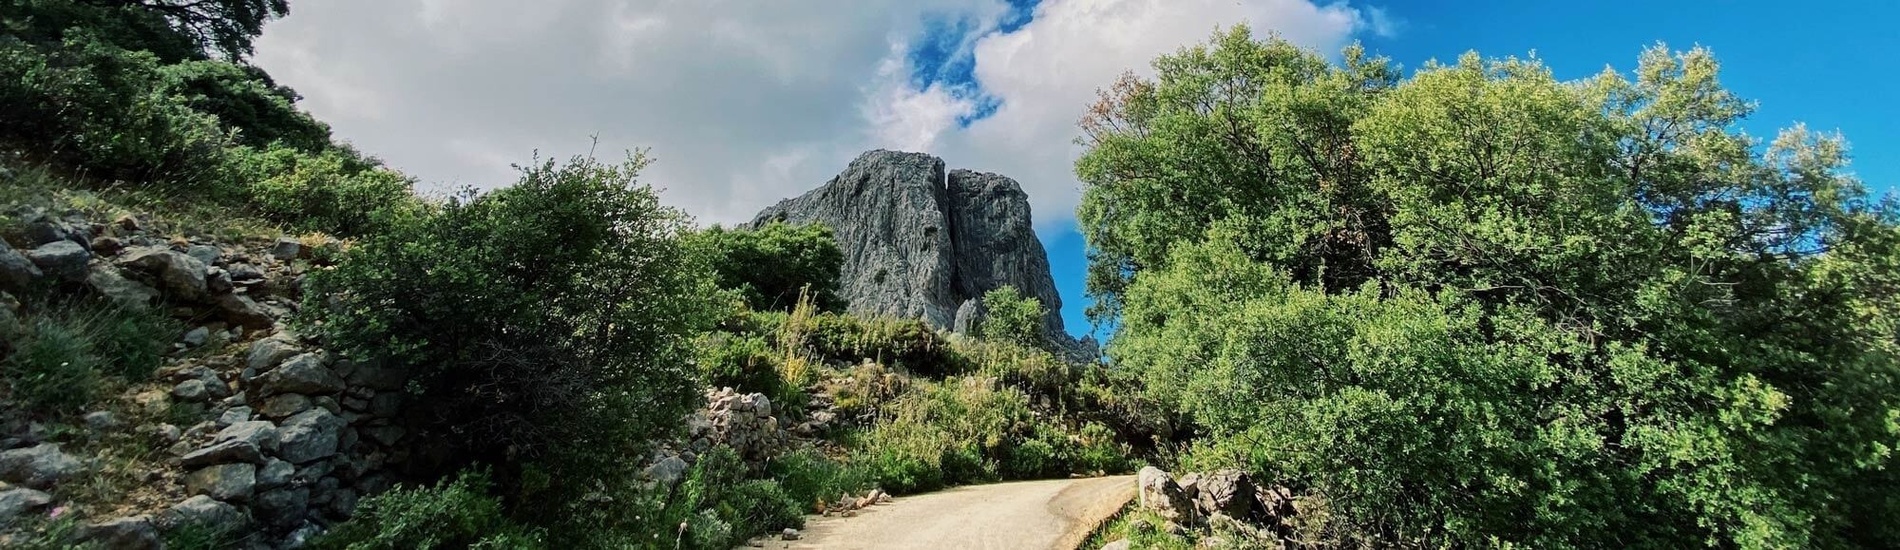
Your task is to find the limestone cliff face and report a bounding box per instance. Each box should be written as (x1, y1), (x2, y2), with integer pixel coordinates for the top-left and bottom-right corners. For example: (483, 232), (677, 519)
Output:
(745, 150), (1086, 355)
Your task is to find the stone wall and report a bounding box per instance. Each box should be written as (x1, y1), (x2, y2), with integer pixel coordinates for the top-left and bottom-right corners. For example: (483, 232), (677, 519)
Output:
(0, 207), (414, 549)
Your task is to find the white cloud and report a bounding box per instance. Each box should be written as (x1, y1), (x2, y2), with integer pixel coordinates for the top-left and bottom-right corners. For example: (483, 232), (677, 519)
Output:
(253, 0), (1384, 227)
(911, 0), (1377, 223)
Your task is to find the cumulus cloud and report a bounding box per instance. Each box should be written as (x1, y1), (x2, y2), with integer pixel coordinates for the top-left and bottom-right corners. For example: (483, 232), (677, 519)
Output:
(253, 0), (1386, 226)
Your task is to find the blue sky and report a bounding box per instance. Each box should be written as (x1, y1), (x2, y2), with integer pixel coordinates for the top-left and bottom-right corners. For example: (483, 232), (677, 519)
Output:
(993, 1), (1900, 339)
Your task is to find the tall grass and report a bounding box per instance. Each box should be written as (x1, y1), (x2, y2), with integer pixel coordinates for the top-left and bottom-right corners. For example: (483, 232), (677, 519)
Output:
(2, 298), (179, 415)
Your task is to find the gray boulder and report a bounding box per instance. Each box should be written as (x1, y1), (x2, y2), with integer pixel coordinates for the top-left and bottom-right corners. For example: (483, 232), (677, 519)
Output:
(246, 337), (303, 372)
(179, 439), (265, 468)
(0, 443), (83, 489)
(260, 393), (314, 419)
(271, 237), (302, 261)
(0, 239), (42, 291)
(25, 240), (88, 282)
(0, 487), (52, 525)
(745, 150), (1088, 356)
(119, 247), (208, 301)
(226, 263), (265, 282)
(181, 326), (210, 347)
(171, 379), (214, 402)
(646, 455), (689, 488)
(86, 266), (160, 310)
(185, 244), (221, 266)
(215, 294), (275, 330)
(217, 421), (282, 454)
(257, 458), (295, 489)
(277, 408), (343, 464)
(80, 515), (160, 550)
(159, 495), (247, 532)
(184, 463), (256, 502)
(84, 411), (120, 430)
(1193, 470), (1258, 520)
(253, 487), (310, 529)
(259, 352), (344, 395)
(1137, 466), (1194, 522)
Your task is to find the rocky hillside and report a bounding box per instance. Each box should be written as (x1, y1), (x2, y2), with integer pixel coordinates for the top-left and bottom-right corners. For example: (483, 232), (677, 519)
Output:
(746, 150), (1093, 359)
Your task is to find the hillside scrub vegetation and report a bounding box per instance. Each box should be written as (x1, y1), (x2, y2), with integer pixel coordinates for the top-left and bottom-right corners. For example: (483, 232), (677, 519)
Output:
(1078, 26), (1900, 548)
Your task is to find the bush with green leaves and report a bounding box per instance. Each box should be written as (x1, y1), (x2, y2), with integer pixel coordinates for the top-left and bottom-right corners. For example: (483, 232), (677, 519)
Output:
(690, 222), (846, 313)
(638, 446), (806, 550)
(694, 331), (782, 394)
(852, 377), (1132, 493)
(796, 312), (960, 377)
(0, 33), (238, 193)
(312, 470), (541, 550)
(766, 449), (874, 510)
(978, 285), (1043, 348)
(304, 153), (720, 544)
(1082, 27), (1900, 548)
(234, 144), (419, 236)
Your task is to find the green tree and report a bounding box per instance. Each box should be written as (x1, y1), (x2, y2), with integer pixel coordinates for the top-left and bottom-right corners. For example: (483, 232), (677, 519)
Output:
(305, 153), (721, 543)
(1082, 27), (1900, 548)
(1, 0), (287, 61)
(690, 221), (847, 313)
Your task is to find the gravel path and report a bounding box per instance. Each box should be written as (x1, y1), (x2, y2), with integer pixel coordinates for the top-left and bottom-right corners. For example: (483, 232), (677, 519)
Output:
(755, 475), (1135, 550)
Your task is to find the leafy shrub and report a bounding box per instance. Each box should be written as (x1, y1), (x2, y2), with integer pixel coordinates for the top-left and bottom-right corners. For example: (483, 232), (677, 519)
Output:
(0, 34), (237, 195)
(159, 59), (332, 152)
(821, 361), (907, 421)
(695, 331), (781, 394)
(796, 312), (960, 377)
(235, 145), (419, 236)
(313, 470), (541, 550)
(641, 446), (806, 550)
(978, 285), (1043, 348)
(850, 376), (1127, 493)
(304, 153), (720, 543)
(766, 449), (873, 510)
(690, 222), (846, 313)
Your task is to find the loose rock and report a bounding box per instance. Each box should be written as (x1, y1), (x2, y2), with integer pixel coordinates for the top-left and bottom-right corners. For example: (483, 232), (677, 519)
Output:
(182, 326), (211, 347)
(277, 408), (342, 464)
(25, 240), (89, 282)
(86, 266), (160, 310)
(118, 247), (209, 301)
(80, 516), (160, 550)
(0, 443), (83, 489)
(259, 353), (344, 395)
(0, 487), (52, 525)
(0, 239), (43, 291)
(160, 495), (247, 532)
(271, 238), (302, 261)
(184, 463), (256, 502)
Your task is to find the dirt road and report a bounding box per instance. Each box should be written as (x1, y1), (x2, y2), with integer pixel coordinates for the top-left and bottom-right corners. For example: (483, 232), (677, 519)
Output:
(757, 475), (1135, 550)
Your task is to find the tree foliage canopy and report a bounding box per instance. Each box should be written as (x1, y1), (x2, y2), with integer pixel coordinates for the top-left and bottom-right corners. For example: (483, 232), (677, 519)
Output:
(1081, 26), (1900, 548)
(690, 221), (847, 313)
(305, 154), (721, 540)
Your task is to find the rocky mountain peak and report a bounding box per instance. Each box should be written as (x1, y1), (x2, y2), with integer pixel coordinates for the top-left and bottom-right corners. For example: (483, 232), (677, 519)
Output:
(745, 150), (1090, 357)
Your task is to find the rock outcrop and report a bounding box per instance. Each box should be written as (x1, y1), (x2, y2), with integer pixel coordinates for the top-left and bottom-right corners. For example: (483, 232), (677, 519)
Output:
(746, 150), (1090, 358)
